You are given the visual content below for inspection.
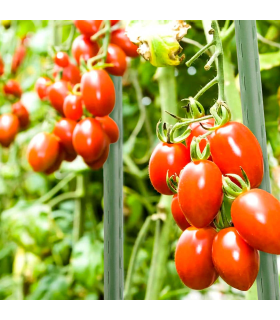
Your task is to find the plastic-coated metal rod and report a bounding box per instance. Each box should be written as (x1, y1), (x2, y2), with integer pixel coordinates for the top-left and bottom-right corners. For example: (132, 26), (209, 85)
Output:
(103, 76), (123, 300)
(235, 20), (280, 300)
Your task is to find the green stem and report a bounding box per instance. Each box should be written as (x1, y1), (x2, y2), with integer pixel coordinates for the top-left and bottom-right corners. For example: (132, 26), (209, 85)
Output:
(186, 41), (215, 67)
(181, 38), (211, 56)
(194, 76), (218, 100)
(48, 191), (79, 208)
(124, 216), (152, 300)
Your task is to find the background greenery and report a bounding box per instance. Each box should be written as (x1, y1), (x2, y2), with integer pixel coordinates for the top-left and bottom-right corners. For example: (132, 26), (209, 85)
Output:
(0, 20), (280, 300)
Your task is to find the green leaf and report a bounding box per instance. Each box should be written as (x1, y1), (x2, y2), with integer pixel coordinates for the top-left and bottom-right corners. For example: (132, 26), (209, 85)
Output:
(259, 51), (280, 71)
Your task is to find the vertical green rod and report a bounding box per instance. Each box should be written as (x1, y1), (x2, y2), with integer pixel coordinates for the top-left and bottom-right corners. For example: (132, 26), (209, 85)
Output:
(235, 20), (280, 300)
(103, 76), (123, 300)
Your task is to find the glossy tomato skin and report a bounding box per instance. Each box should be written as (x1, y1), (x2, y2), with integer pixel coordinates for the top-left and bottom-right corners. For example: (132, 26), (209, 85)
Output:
(175, 226), (218, 290)
(209, 121), (264, 188)
(12, 101), (29, 129)
(105, 44), (127, 76)
(212, 227), (259, 291)
(185, 118), (215, 159)
(27, 132), (60, 172)
(48, 80), (69, 114)
(81, 69), (115, 117)
(62, 63), (81, 85)
(35, 77), (52, 100)
(74, 20), (102, 38)
(11, 45), (26, 73)
(3, 79), (22, 97)
(44, 140), (65, 175)
(171, 194), (191, 231)
(232, 189), (280, 254)
(178, 160), (223, 228)
(86, 135), (110, 170)
(72, 118), (107, 163)
(110, 29), (138, 57)
(63, 94), (83, 121)
(54, 51), (70, 68)
(96, 116), (119, 143)
(149, 142), (191, 195)
(0, 114), (19, 147)
(72, 35), (99, 65)
(53, 118), (77, 156)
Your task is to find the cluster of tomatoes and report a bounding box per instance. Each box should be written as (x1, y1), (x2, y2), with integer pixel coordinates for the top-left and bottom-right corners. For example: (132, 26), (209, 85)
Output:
(28, 20), (138, 174)
(0, 38), (30, 148)
(149, 104), (280, 292)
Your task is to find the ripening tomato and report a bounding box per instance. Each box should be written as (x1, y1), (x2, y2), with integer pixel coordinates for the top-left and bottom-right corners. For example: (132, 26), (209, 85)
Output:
(63, 94), (83, 121)
(185, 118), (215, 157)
(231, 189), (280, 254)
(48, 80), (69, 114)
(3, 79), (22, 97)
(96, 116), (119, 144)
(12, 101), (29, 129)
(53, 118), (77, 156)
(86, 135), (110, 170)
(53, 63), (81, 85)
(171, 194), (191, 231)
(105, 44), (127, 76)
(72, 35), (99, 65)
(72, 117), (107, 163)
(149, 142), (190, 195)
(110, 29), (138, 58)
(212, 227), (259, 291)
(74, 20), (103, 38)
(11, 45), (26, 73)
(81, 69), (115, 117)
(54, 51), (70, 68)
(44, 140), (65, 175)
(209, 121), (264, 188)
(0, 55), (4, 76)
(110, 20), (120, 26)
(35, 77), (52, 100)
(178, 160), (223, 228)
(0, 113), (19, 147)
(175, 226), (218, 290)
(27, 132), (61, 172)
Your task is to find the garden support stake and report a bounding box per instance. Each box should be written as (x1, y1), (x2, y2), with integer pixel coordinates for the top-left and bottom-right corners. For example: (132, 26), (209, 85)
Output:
(103, 76), (124, 300)
(235, 20), (280, 300)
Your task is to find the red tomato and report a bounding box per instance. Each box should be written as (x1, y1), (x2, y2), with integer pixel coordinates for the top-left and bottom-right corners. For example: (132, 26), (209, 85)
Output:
(105, 44), (127, 76)
(232, 189), (280, 254)
(35, 77), (52, 100)
(149, 142), (190, 195)
(11, 45), (26, 73)
(72, 117), (107, 163)
(171, 194), (191, 231)
(110, 29), (138, 58)
(12, 101), (29, 129)
(44, 140), (65, 175)
(96, 116), (119, 143)
(212, 227), (259, 291)
(54, 51), (70, 68)
(209, 121), (264, 188)
(63, 94), (83, 121)
(110, 20), (120, 26)
(0, 55), (4, 76)
(27, 132), (61, 173)
(175, 226), (218, 290)
(86, 135), (110, 170)
(53, 118), (77, 156)
(74, 20), (102, 38)
(81, 69), (115, 117)
(72, 35), (99, 65)
(53, 63), (81, 85)
(185, 118), (215, 159)
(3, 80), (22, 97)
(178, 160), (223, 228)
(0, 113), (19, 147)
(48, 80), (69, 114)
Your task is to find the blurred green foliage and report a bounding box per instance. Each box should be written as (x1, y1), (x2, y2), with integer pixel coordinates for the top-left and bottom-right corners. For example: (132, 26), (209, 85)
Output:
(0, 20), (280, 300)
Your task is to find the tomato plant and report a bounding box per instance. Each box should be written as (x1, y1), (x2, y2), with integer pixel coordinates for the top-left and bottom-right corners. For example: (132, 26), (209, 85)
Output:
(53, 118), (77, 157)
(106, 44), (127, 77)
(110, 29), (138, 58)
(63, 94), (83, 121)
(72, 35), (99, 65)
(96, 116), (119, 144)
(48, 80), (69, 114)
(74, 20), (103, 38)
(0, 113), (19, 147)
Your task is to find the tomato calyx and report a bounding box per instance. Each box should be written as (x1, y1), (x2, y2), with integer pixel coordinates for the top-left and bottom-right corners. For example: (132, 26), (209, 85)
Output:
(201, 101), (231, 131)
(190, 136), (211, 161)
(166, 171), (179, 194)
(156, 119), (191, 144)
(181, 97), (205, 119)
(72, 83), (82, 96)
(222, 167), (251, 200)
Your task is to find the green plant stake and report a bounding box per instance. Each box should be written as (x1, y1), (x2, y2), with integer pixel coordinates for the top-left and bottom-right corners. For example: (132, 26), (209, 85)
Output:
(235, 20), (280, 300)
(103, 76), (123, 300)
